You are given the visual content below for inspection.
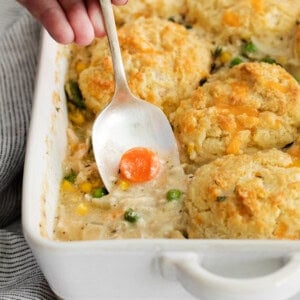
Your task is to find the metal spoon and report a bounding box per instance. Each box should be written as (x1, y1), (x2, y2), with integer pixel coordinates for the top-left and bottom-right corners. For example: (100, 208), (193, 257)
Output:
(92, 0), (180, 191)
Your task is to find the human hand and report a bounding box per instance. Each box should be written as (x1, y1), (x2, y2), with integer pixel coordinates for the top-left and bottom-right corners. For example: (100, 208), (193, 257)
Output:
(17, 0), (128, 45)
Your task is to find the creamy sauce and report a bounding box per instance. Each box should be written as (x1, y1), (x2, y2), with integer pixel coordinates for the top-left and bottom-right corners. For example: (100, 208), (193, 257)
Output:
(54, 155), (187, 240)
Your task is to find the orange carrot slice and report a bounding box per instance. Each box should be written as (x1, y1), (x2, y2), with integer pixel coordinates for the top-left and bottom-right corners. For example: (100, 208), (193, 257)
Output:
(119, 147), (160, 183)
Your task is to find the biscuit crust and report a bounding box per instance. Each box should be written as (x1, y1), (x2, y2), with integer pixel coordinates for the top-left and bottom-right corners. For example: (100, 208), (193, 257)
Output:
(113, 0), (186, 26)
(78, 17), (211, 117)
(171, 62), (300, 168)
(186, 149), (300, 239)
(185, 0), (300, 68)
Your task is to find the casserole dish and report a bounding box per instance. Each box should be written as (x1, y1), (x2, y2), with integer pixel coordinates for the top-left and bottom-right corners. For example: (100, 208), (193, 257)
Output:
(22, 30), (300, 300)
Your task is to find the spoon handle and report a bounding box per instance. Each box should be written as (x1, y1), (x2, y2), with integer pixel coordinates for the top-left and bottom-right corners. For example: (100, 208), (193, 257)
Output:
(99, 0), (131, 97)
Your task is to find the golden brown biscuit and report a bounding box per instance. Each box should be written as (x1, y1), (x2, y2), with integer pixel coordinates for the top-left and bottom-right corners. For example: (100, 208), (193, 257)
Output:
(113, 0), (186, 26)
(171, 62), (300, 168)
(186, 149), (300, 239)
(78, 17), (212, 116)
(185, 0), (300, 68)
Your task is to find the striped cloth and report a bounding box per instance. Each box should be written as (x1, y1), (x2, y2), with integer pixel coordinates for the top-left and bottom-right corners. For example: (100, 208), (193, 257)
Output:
(0, 2), (55, 299)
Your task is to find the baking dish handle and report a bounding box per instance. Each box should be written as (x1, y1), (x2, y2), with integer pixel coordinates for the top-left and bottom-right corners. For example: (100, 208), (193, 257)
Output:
(159, 252), (300, 300)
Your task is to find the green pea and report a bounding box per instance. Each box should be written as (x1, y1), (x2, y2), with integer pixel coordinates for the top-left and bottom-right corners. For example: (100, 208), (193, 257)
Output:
(65, 80), (86, 109)
(166, 189), (183, 201)
(260, 57), (277, 64)
(92, 187), (108, 198)
(230, 57), (243, 67)
(64, 171), (76, 183)
(241, 41), (257, 55)
(124, 208), (139, 223)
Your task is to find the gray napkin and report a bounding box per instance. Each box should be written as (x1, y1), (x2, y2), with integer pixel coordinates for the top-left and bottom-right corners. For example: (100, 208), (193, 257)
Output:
(0, 3), (55, 299)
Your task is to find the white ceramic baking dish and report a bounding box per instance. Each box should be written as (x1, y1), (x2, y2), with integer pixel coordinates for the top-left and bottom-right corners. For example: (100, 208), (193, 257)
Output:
(22, 30), (300, 300)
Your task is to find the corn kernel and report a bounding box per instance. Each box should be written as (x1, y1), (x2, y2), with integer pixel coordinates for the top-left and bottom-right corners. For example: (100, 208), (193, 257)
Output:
(69, 111), (85, 125)
(119, 180), (130, 191)
(79, 182), (93, 193)
(76, 61), (88, 73)
(76, 203), (88, 216)
(220, 51), (232, 63)
(61, 180), (76, 192)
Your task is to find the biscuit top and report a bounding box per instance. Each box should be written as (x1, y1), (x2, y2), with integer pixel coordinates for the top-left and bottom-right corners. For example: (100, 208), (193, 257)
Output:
(186, 149), (300, 239)
(186, 0), (300, 67)
(171, 62), (300, 168)
(77, 17), (211, 117)
(113, 0), (186, 26)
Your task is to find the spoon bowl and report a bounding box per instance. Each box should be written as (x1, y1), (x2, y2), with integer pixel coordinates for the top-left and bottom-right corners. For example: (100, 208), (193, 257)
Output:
(92, 0), (179, 191)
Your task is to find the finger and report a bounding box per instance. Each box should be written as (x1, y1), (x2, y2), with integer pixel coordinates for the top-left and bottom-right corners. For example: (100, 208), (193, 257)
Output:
(17, 0), (74, 44)
(112, 0), (128, 5)
(86, 0), (106, 38)
(86, 0), (128, 38)
(59, 0), (94, 46)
